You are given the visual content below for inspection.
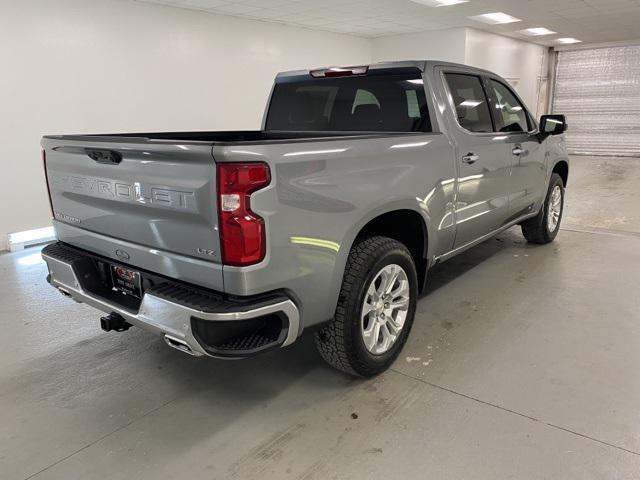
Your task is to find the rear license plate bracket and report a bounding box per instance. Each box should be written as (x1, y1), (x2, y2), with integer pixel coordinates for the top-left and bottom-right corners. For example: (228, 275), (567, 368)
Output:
(110, 264), (142, 298)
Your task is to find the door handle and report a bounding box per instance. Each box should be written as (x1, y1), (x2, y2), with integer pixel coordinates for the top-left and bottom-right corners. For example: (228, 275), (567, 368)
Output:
(512, 146), (525, 156)
(462, 153), (479, 165)
(85, 148), (122, 165)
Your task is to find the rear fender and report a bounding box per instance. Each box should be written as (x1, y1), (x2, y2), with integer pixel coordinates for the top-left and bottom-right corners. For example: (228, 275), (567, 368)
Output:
(326, 199), (432, 314)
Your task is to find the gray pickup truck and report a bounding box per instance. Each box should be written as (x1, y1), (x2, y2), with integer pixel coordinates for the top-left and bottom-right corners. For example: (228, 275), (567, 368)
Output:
(41, 60), (569, 376)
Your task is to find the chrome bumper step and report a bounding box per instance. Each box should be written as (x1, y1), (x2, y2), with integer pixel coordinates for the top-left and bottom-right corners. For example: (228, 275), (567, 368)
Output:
(42, 242), (300, 358)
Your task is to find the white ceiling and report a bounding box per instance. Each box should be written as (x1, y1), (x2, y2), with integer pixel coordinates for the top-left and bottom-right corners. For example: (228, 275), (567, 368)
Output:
(137, 0), (640, 45)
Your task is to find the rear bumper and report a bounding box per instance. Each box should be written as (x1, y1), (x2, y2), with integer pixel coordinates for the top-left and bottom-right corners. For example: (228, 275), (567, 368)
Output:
(41, 242), (300, 358)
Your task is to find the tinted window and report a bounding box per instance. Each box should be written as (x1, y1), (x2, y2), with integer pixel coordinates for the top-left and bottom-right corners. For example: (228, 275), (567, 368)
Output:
(266, 73), (430, 132)
(489, 79), (530, 132)
(352, 89), (380, 113)
(406, 90), (420, 117)
(444, 73), (493, 133)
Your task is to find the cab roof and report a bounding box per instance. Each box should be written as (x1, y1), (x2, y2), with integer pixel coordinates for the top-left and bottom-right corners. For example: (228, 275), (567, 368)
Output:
(275, 60), (497, 82)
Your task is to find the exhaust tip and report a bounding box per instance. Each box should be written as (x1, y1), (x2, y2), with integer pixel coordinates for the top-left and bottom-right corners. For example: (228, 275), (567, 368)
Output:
(57, 286), (72, 297)
(164, 335), (199, 356)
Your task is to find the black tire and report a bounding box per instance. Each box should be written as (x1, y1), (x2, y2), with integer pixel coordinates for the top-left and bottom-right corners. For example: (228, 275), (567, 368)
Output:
(521, 173), (565, 244)
(314, 236), (418, 377)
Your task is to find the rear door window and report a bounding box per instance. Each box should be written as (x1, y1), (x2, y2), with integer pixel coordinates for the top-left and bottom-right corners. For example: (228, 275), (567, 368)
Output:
(443, 73), (493, 133)
(266, 71), (430, 132)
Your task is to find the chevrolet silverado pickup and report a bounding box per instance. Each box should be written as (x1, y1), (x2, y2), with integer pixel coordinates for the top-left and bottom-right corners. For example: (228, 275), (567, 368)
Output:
(41, 61), (569, 376)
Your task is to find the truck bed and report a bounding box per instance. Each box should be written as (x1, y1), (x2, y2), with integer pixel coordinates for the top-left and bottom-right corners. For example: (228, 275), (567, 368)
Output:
(43, 130), (406, 144)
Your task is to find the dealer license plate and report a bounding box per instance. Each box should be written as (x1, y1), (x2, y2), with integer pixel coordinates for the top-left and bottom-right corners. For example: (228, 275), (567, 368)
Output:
(110, 265), (142, 298)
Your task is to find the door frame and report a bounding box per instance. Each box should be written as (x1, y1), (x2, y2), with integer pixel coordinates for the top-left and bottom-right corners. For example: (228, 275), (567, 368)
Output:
(437, 67), (516, 248)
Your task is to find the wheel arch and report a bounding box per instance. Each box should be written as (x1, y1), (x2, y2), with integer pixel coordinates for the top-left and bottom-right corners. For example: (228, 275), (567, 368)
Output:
(346, 206), (430, 293)
(552, 160), (569, 187)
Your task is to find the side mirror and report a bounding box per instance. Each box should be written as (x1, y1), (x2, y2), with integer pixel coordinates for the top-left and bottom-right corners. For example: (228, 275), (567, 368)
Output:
(539, 114), (568, 136)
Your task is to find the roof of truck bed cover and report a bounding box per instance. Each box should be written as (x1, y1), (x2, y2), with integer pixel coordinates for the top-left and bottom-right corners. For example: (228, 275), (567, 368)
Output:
(275, 60), (496, 81)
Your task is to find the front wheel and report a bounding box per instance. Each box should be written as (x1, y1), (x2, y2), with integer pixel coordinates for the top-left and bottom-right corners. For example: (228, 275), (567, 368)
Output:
(521, 173), (565, 244)
(314, 236), (418, 377)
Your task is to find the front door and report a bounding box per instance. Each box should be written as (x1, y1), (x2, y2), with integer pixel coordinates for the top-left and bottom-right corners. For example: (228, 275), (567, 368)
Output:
(441, 71), (514, 249)
(484, 78), (547, 219)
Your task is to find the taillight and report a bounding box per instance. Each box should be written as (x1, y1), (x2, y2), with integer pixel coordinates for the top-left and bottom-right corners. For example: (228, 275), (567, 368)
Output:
(217, 162), (271, 266)
(42, 149), (54, 217)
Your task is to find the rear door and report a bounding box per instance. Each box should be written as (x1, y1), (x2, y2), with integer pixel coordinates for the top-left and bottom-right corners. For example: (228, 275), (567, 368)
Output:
(42, 136), (223, 288)
(440, 70), (513, 249)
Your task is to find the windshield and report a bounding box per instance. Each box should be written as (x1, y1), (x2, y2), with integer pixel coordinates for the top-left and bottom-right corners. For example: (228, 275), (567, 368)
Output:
(265, 71), (431, 133)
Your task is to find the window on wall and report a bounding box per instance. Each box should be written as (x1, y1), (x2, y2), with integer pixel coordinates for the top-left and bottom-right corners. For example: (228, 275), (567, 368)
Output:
(488, 79), (530, 133)
(444, 73), (493, 133)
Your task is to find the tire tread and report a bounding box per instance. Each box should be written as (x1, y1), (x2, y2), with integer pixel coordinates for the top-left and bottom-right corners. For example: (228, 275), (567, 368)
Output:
(314, 236), (415, 377)
(521, 173), (564, 244)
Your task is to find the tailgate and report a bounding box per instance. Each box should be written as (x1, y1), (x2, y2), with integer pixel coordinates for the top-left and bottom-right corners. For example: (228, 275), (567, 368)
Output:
(42, 136), (223, 290)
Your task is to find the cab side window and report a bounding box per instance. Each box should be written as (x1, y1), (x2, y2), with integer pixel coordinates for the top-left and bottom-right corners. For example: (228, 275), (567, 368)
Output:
(488, 80), (530, 133)
(444, 73), (493, 133)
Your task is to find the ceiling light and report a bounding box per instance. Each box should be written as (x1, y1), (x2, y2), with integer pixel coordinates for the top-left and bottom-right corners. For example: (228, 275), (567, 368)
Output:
(519, 27), (556, 36)
(410, 0), (469, 6)
(557, 37), (582, 44)
(469, 12), (522, 25)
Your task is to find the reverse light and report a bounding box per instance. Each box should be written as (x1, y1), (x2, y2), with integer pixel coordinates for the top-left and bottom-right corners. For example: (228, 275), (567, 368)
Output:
(217, 162), (271, 266)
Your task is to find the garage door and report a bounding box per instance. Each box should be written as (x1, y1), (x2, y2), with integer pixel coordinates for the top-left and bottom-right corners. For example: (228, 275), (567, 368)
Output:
(553, 45), (640, 157)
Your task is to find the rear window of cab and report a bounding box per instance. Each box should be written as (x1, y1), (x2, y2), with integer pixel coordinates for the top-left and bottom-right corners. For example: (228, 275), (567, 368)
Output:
(266, 70), (431, 133)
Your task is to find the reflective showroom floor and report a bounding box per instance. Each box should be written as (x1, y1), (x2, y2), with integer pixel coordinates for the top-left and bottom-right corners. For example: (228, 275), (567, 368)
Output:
(2, 155), (640, 480)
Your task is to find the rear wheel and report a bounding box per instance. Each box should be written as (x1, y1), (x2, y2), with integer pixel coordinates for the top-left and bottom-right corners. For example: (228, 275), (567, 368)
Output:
(521, 173), (564, 244)
(314, 236), (418, 377)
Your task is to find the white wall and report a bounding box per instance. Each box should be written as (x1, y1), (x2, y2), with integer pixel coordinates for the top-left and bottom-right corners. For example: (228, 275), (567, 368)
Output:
(464, 28), (549, 113)
(0, 0), (371, 249)
(1, 3), (548, 250)
(374, 27), (548, 114)
(371, 28), (467, 64)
